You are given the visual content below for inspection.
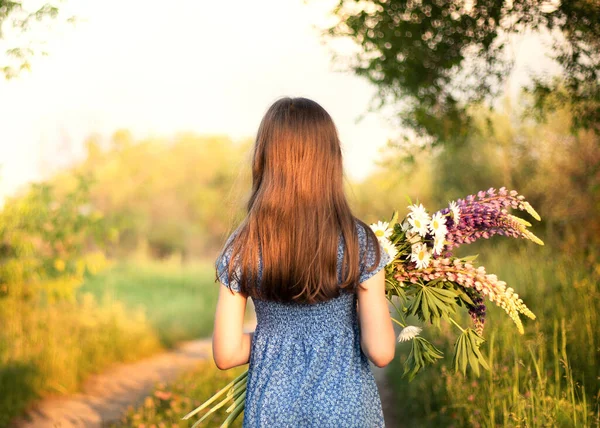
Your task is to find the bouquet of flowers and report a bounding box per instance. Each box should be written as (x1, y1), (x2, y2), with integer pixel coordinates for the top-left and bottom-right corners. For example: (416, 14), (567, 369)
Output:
(182, 187), (543, 427)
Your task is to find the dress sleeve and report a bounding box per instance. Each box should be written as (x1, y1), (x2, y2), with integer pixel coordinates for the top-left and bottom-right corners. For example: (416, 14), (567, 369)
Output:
(215, 232), (242, 293)
(357, 222), (391, 284)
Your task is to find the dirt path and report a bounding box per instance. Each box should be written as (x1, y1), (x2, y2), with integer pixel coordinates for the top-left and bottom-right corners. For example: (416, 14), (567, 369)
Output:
(10, 338), (214, 428)
(11, 313), (401, 427)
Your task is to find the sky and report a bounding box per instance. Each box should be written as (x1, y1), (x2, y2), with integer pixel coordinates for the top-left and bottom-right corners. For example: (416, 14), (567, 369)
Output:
(0, 0), (559, 204)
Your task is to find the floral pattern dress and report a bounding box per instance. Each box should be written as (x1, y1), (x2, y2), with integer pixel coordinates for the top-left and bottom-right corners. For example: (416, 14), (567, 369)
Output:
(216, 220), (391, 427)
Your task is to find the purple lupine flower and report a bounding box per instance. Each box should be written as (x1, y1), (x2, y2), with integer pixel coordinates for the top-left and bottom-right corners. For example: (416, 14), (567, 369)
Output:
(464, 286), (486, 336)
(433, 187), (543, 253)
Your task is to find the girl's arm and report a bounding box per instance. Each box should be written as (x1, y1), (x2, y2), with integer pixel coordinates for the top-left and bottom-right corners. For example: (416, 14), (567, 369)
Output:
(356, 268), (396, 368)
(212, 282), (253, 370)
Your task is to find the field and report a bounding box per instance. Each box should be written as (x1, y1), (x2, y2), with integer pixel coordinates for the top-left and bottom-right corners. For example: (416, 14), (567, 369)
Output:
(80, 261), (222, 347)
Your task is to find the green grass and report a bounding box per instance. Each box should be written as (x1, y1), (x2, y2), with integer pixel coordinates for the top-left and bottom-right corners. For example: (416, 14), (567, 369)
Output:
(113, 360), (247, 428)
(79, 260), (222, 347)
(1, 259), (223, 427)
(387, 241), (599, 427)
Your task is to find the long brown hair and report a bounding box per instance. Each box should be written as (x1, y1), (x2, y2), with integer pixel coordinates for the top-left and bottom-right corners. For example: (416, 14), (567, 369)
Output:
(217, 96), (382, 304)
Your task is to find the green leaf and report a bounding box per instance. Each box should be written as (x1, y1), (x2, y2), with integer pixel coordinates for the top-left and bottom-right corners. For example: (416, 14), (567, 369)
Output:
(467, 329), (491, 372)
(451, 329), (492, 378)
(421, 291), (431, 323)
(466, 337), (481, 377)
(407, 288), (423, 317)
(460, 336), (468, 375)
(429, 286), (459, 302)
(456, 289), (475, 306)
(452, 335), (463, 374)
(461, 254), (479, 262)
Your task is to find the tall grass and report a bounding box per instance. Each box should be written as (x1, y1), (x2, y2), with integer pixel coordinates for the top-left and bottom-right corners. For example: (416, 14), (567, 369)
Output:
(0, 290), (161, 427)
(1, 260), (222, 427)
(388, 241), (599, 427)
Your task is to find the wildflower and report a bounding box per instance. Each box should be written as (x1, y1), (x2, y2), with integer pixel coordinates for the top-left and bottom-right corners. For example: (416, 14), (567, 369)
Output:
(381, 238), (398, 262)
(397, 325), (422, 342)
(432, 235), (445, 255)
(370, 220), (392, 240)
(429, 212), (447, 237)
(408, 210), (431, 237)
(443, 191), (544, 251)
(448, 200), (461, 223)
(408, 203), (428, 218)
(410, 243), (431, 269)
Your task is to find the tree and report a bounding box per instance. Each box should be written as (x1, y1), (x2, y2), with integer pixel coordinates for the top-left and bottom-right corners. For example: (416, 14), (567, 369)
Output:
(0, 1), (71, 79)
(323, 0), (600, 144)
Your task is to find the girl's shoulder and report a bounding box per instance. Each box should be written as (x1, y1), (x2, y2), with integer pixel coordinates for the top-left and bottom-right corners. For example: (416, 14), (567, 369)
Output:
(351, 217), (376, 251)
(351, 217), (391, 283)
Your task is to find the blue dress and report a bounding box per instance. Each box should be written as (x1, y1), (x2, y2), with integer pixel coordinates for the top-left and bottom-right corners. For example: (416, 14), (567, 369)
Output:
(216, 220), (391, 427)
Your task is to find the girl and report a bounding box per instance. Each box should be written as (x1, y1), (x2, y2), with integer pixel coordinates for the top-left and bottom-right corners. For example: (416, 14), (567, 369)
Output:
(212, 96), (396, 427)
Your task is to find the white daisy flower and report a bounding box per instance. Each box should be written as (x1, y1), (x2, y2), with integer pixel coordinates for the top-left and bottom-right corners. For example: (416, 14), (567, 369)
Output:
(381, 238), (398, 262)
(448, 200), (461, 223)
(397, 325), (422, 342)
(370, 220), (392, 240)
(432, 235), (445, 255)
(407, 203), (428, 219)
(428, 212), (447, 237)
(408, 211), (430, 237)
(410, 242), (431, 269)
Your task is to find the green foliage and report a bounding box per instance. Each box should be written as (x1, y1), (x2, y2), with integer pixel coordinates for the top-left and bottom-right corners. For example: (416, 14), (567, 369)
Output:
(0, 1), (71, 79)
(403, 336), (444, 382)
(0, 173), (110, 301)
(406, 283), (459, 328)
(71, 132), (252, 260)
(451, 328), (490, 377)
(323, 0), (600, 142)
(388, 278), (499, 380)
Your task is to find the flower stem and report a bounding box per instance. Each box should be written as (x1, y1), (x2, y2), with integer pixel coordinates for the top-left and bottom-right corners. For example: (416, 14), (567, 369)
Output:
(448, 317), (465, 333)
(387, 294), (404, 319)
(391, 317), (406, 328)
